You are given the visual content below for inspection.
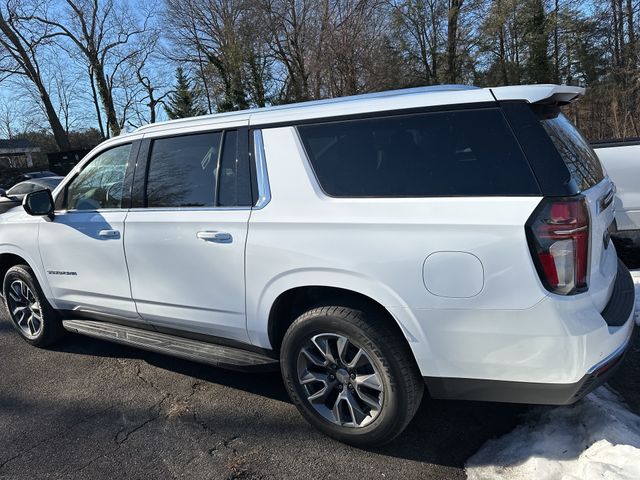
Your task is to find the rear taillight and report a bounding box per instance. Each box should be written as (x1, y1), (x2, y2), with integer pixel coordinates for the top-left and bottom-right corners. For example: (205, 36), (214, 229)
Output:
(526, 196), (590, 295)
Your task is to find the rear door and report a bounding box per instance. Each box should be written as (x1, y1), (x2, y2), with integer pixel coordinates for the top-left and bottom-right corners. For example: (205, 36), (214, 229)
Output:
(123, 127), (254, 342)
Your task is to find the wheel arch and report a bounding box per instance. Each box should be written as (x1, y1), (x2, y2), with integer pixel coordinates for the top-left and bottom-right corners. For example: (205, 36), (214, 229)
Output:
(248, 269), (425, 358)
(0, 247), (54, 303)
(268, 286), (406, 352)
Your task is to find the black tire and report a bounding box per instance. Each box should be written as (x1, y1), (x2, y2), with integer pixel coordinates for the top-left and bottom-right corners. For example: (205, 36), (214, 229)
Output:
(281, 306), (424, 447)
(3, 264), (65, 347)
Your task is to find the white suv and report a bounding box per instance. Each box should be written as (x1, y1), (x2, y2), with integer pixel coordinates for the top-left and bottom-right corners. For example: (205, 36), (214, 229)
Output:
(1, 84), (635, 446)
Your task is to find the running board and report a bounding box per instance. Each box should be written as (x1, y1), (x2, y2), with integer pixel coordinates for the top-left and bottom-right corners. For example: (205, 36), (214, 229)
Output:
(62, 319), (279, 372)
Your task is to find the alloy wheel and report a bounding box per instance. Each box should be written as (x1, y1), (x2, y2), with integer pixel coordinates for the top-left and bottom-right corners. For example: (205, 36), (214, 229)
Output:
(6, 280), (42, 339)
(296, 333), (384, 428)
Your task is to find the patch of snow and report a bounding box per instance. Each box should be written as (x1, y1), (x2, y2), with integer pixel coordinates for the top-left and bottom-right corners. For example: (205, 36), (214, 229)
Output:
(631, 269), (640, 326)
(465, 387), (640, 480)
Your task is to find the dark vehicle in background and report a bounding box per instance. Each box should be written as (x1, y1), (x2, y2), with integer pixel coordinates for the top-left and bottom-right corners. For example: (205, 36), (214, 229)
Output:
(0, 177), (63, 214)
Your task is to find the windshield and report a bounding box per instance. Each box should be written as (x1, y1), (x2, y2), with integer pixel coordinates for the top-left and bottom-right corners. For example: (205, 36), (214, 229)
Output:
(535, 106), (604, 191)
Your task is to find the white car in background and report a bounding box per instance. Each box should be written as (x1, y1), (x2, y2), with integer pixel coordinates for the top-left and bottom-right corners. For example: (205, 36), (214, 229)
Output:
(593, 140), (640, 246)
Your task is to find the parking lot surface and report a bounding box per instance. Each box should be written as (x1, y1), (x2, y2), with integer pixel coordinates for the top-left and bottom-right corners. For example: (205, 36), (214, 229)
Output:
(1, 309), (638, 480)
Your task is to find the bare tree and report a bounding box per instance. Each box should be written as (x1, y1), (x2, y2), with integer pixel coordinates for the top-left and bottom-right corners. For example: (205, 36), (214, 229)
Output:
(165, 0), (257, 112)
(0, 1), (70, 150)
(258, 0), (322, 101)
(0, 97), (20, 138)
(28, 0), (152, 137)
(134, 50), (170, 124)
(390, 0), (446, 85)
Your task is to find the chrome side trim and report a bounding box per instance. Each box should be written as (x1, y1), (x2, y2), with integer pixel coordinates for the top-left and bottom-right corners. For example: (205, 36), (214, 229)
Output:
(253, 129), (272, 209)
(126, 206), (250, 213)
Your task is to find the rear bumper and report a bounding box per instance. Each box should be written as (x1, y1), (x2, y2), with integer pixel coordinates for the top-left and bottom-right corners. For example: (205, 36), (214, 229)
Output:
(421, 259), (635, 404)
(601, 259), (636, 326)
(424, 333), (630, 405)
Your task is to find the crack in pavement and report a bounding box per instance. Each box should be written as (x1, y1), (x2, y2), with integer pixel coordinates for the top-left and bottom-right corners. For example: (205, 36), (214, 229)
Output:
(4, 360), (217, 476)
(113, 364), (205, 446)
(114, 393), (170, 445)
(209, 436), (240, 456)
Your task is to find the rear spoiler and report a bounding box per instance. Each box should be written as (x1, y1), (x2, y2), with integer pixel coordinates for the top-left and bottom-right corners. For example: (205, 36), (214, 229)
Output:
(490, 84), (585, 106)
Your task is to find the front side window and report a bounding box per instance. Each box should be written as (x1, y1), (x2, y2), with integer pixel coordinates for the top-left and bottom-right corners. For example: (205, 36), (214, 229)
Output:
(64, 144), (131, 210)
(298, 108), (540, 197)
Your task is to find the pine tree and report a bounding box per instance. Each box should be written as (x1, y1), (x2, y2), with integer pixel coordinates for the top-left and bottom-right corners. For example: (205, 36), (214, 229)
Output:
(524, 0), (553, 84)
(164, 67), (206, 119)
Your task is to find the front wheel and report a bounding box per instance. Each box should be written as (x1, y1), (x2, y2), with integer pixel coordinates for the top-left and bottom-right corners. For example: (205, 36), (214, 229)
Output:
(3, 265), (65, 347)
(280, 306), (424, 447)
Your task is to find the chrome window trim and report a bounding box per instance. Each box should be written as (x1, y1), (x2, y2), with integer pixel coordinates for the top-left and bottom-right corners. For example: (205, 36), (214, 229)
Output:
(127, 206), (250, 213)
(53, 208), (125, 215)
(55, 206), (251, 215)
(252, 130), (271, 209)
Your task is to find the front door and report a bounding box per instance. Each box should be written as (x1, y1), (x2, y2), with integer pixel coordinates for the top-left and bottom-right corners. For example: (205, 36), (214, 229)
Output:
(124, 128), (254, 342)
(39, 143), (140, 320)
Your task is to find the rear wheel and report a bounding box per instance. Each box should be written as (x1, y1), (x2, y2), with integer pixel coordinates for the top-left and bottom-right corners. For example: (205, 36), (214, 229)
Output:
(3, 265), (65, 347)
(280, 306), (424, 447)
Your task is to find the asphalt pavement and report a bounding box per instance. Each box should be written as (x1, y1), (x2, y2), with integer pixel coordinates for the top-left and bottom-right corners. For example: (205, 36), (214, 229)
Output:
(1, 287), (639, 479)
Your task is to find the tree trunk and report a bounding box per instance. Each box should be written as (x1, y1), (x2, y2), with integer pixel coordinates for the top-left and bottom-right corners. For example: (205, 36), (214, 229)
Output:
(499, 27), (508, 85)
(37, 81), (71, 151)
(91, 58), (120, 136)
(88, 66), (106, 140)
(554, 0), (560, 82)
(626, 0), (636, 69)
(446, 0), (464, 84)
(512, 0), (521, 83)
(611, 0), (622, 69)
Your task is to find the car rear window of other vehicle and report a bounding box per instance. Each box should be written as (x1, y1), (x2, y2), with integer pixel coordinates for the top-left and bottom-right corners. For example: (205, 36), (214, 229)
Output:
(533, 105), (604, 191)
(297, 108), (540, 197)
(8, 182), (38, 196)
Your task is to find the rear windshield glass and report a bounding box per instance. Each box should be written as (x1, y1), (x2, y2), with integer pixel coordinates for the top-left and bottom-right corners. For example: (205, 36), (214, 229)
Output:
(535, 107), (604, 191)
(297, 108), (540, 197)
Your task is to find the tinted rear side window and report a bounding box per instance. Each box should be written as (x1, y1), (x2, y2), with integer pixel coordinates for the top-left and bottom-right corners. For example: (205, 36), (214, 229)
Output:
(298, 108), (540, 197)
(534, 106), (604, 191)
(217, 130), (253, 207)
(146, 132), (222, 208)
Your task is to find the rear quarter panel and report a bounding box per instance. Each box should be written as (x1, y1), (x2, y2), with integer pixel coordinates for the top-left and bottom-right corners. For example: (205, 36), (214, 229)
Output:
(245, 126), (546, 352)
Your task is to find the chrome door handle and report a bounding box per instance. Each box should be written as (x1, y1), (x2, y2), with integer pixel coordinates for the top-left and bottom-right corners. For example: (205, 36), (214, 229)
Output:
(196, 231), (233, 243)
(98, 229), (120, 239)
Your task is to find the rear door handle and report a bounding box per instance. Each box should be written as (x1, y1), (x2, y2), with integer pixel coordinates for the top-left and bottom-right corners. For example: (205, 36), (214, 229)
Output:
(98, 229), (120, 239)
(196, 231), (233, 243)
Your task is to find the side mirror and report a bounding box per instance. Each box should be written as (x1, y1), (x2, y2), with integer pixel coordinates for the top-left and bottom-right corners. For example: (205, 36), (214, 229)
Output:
(0, 189), (6, 198)
(23, 189), (55, 217)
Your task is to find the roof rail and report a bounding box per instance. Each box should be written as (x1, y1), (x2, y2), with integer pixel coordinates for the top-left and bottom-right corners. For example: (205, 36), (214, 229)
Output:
(135, 84), (478, 132)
